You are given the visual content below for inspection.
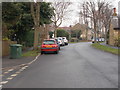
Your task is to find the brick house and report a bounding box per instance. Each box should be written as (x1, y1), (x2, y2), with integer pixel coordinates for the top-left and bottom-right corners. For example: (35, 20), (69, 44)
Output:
(108, 7), (120, 46)
(71, 23), (92, 40)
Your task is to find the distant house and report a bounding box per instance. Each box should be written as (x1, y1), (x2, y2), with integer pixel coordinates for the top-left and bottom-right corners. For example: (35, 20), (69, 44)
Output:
(57, 27), (70, 31)
(71, 23), (92, 40)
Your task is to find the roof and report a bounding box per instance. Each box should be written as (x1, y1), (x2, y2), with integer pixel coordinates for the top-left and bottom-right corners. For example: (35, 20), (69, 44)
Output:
(71, 23), (88, 31)
(57, 27), (70, 31)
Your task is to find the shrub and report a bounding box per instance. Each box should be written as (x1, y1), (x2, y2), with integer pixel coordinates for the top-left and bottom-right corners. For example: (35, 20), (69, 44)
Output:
(114, 37), (120, 47)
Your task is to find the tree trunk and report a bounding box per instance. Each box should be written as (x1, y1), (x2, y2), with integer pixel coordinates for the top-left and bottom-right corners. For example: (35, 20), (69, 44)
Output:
(86, 27), (88, 40)
(44, 24), (49, 39)
(94, 20), (97, 43)
(54, 25), (57, 38)
(105, 26), (108, 44)
(33, 27), (39, 50)
(31, 2), (41, 50)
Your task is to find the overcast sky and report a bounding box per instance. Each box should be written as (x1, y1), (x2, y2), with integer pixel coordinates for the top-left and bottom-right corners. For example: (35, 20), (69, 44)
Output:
(50, 0), (119, 27)
(1, 0), (119, 27)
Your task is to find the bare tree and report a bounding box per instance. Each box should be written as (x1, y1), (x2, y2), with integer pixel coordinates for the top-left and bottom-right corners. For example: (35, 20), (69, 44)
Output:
(51, 1), (72, 37)
(79, 1), (112, 43)
(101, 4), (113, 43)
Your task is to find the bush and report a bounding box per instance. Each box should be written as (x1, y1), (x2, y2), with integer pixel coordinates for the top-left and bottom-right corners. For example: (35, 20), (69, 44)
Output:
(2, 37), (9, 41)
(24, 31), (34, 47)
(114, 37), (120, 47)
(57, 29), (69, 39)
(71, 38), (79, 42)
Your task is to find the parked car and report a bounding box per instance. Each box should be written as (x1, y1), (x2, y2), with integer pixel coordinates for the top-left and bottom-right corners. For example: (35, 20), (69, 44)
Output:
(58, 37), (65, 46)
(92, 38), (105, 43)
(41, 39), (59, 54)
(54, 38), (60, 50)
(62, 37), (68, 45)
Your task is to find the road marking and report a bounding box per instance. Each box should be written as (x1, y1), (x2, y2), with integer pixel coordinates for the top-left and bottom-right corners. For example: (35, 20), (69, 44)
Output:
(0, 74), (3, 77)
(8, 69), (14, 72)
(0, 81), (8, 84)
(6, 77), (13, 80)
(21, 64), (26, 66)
(0, 85), (2, 88)
(2, 53), (40, 71)
(4, 72), (9, 74)
(11, 74), (18, 77)
(19, 69), (24, 72)
(28, 54), (40, 65)
(24, 66), (28, 68)
(21, 67), (26, 70)
(28, 62), (32, 65)
(15, 71), (21, 74)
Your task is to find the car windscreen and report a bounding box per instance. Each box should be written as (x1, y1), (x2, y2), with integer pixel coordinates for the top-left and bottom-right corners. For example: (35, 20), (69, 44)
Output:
(43, 40), (55, 45)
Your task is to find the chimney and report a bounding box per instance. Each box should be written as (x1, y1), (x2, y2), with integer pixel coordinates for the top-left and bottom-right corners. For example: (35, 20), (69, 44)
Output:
(113, 8), (117, 16)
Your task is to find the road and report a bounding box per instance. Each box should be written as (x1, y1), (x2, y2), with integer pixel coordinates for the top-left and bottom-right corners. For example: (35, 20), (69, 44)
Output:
(2, 42), (118, 88)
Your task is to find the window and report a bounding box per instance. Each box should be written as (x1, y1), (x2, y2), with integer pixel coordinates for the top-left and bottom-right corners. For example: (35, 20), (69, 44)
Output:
(43, 40), (55, 45)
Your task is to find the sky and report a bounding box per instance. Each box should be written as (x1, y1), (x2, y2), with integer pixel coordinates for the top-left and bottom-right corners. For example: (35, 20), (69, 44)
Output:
(58, 0), (120, 27)
(0, 0), (119, 27)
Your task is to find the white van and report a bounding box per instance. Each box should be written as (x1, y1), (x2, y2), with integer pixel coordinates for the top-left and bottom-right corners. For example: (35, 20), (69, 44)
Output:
(58, 37), (65, 46)
(62, 37), (68, 45)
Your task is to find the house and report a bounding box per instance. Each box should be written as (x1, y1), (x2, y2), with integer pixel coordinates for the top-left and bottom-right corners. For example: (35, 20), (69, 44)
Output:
(108, 7), (120, 46)
(71, 23), (92, 40)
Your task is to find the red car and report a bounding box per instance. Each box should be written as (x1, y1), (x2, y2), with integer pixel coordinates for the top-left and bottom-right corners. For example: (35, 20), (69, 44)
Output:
(41, 39), (59, 54)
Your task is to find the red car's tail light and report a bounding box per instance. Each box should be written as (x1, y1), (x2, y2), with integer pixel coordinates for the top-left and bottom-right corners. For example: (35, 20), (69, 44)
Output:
(52, 45), (58, 48)
(42, 45), (46, 48)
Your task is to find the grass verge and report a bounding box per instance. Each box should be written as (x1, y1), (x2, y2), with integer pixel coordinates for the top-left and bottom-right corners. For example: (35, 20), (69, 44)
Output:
(91, 43), (119, 55)
(22, 50), (40, 57)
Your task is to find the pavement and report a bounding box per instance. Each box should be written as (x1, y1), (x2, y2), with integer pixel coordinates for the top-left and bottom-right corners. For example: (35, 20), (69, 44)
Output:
(2, 47), (36, 69)
(2, 42), (118, 88)
(2, 56), (36, 69)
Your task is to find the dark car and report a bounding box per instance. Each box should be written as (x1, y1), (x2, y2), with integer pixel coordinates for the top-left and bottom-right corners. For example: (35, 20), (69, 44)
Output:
(54, 38), (60, 50)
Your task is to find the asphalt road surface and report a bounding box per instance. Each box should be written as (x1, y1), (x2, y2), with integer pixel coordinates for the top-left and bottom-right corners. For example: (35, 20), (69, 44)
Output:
(3, 42), (118, 88)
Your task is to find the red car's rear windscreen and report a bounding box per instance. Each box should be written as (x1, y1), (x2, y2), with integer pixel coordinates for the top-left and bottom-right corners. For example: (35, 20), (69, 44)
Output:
(43, 40), (55, 45)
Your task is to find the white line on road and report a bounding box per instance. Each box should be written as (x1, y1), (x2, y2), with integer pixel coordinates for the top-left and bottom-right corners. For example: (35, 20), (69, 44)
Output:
(8, 69), (14, 72)
(0, 85), (2, 88)
(4, 72), (9, 74)
(7, 77), (13, 80)
(0, 74), (3, 77)
(11, 74), (18, 77)
(21, 67), (26, 70)
(15, 71), (21, 74)
(19, 69), (24, 72)
(28, 53), (40, 65)
(0, 81), (8, 84)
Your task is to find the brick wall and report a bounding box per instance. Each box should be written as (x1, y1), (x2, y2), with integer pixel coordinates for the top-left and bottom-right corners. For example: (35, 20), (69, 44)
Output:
(109, 24), (120, 46)
(2, 40), (17, 56)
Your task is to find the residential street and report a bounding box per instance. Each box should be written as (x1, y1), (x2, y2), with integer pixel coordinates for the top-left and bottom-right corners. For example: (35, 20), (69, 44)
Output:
(3, 42), (118, 88)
